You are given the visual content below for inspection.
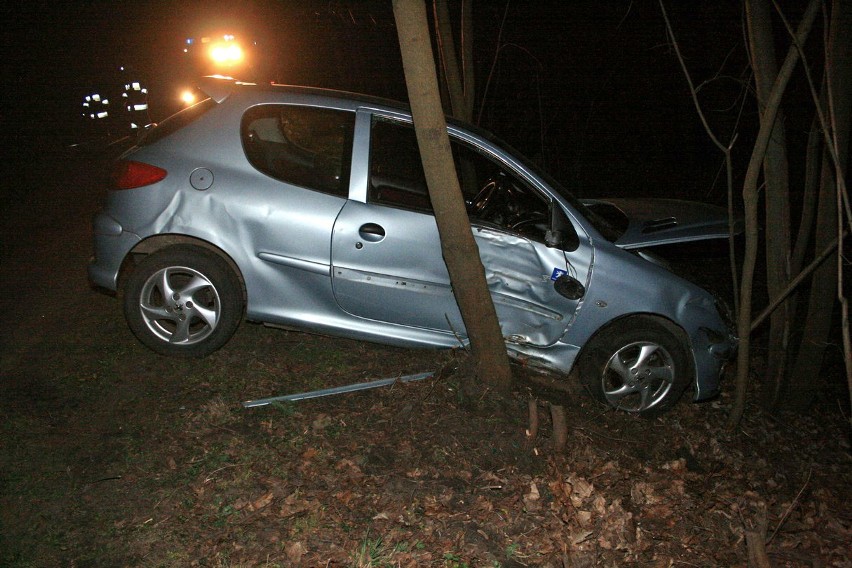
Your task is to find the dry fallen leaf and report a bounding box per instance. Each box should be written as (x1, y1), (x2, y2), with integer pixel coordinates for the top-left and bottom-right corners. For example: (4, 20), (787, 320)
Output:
(311, 413), (332, 430)
(593, 494), (607, 515)
(523, 481), (542, 511)
(335, 490), (355, 505)
(568, 476), (595, 508)
(251, 491), (274, 511)
(631, 482), (662, 506)
(279, 492), (313, 518)
(526, 481), (541, 501)
(335, 458), (363, 478)
(286, 541), (307, 564)
(571, 530), (594, 545)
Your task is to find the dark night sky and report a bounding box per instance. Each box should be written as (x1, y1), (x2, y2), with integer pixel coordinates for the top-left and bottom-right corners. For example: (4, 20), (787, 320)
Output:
(3, 0), (785, 200)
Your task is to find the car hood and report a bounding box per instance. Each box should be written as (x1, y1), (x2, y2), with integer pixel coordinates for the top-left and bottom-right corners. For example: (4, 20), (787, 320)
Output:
(581, 198), (743, 249)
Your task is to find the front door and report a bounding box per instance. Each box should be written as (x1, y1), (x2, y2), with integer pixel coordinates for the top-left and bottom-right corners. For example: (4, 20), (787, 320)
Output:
(330, 115), (587, 346)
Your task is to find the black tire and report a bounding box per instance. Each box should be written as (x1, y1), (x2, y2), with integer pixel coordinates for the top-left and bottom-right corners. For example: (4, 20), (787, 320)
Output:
(578, 317), (691, 416)
(123, 246), (243, 358)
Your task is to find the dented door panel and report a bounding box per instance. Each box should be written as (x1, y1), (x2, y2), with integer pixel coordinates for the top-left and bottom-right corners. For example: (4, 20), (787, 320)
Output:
(473, 225), (590, 346)
(330, 202), (591, 347)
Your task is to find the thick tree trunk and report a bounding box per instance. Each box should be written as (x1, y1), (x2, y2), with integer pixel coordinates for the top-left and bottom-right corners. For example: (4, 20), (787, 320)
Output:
(791, 113), (824, 277)
(787, 160), (840, 409)
(433, 0), (478, 197)
(787, 0), (852, 408)
(433, 0), (474, 121)
(392, 0), (512, 395)
(728, 0), (821, 428)
(783, 105), (826, 401)
(746, 0), (793, 408)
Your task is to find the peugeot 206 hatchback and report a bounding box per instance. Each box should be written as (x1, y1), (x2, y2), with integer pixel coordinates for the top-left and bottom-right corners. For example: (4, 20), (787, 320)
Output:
(89, 76), (737, 415)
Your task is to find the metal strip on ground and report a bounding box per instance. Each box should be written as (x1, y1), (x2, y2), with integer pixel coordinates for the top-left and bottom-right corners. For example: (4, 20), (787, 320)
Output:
(242, 371), (435, 408)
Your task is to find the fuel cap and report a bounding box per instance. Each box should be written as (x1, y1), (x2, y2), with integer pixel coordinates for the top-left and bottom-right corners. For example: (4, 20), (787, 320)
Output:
(189, 168), (214, 191)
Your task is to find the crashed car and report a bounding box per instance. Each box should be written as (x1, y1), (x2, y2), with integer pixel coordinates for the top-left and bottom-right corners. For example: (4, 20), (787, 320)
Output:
(89, 76), (737, 415)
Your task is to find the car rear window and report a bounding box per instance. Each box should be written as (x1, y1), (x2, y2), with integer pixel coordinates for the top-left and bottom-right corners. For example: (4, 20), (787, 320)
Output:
(139, 97), (217, 146)
(241, 104), (355, 197)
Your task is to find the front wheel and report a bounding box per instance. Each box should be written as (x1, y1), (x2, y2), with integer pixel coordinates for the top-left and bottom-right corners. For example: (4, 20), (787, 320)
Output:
(123, 246), (243, 358)
(578, 317), (691, 416)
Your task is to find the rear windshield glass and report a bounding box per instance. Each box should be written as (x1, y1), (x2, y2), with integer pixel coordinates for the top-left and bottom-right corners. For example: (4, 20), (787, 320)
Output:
(139, 97), (217, 146)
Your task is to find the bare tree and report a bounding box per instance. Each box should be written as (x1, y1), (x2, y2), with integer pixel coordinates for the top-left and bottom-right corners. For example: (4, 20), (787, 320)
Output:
(728, 0), (820, 427)
(657, 1), (742, 314)
(392, 0), (513, 396)
(661, 0), (852, 424)
(786, 0), (852, 410)
(746, 0), (793, 408)
(433, 0), (475, 121)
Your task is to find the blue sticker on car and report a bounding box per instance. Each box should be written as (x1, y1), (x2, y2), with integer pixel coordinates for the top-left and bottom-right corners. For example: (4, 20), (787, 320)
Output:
(551, 268), (567, 281)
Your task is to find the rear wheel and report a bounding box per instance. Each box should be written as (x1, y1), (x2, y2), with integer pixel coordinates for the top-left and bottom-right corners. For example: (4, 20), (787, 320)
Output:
(578, 317), (691, 416)
(123, 246), (243, 357)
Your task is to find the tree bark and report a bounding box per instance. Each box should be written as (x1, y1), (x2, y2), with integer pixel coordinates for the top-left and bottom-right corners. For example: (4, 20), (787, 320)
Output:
(433, 0), (475, 121)
(551, 404), (567, 453)
(526, 398), (539, 444)
(745, 508), (771, 568)
(746, 0), (793, 409)
(728, 0), (821, 428)
(392, 0), (512, 395)
(790, 112), (824, 277)
(787, 0), (851, 409)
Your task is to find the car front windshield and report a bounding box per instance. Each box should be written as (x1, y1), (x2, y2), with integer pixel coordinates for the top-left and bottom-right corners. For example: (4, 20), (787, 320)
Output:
(518, 155), (623, 242)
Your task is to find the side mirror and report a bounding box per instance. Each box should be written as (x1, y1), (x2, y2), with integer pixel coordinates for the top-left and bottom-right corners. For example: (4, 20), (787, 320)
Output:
(554, 274), (585, 300)
(545, 204), (579, 251)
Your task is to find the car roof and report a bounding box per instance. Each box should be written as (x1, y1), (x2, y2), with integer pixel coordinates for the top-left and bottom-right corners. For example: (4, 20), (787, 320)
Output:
(196, 75), (411, 113)
(194, 75), (509, 146)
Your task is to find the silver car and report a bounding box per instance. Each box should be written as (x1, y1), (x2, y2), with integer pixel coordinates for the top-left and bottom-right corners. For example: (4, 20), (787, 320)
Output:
(89, 77), (736, 415)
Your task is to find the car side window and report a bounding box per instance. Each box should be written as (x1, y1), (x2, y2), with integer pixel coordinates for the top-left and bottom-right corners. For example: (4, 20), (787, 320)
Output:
(242, 105), (355, 197)
(368, 117), (551, 241)
(369, 118), (432, 211)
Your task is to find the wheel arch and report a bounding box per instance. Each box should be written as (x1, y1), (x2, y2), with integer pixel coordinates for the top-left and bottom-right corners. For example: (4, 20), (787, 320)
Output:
(117, 234), (247, 305)
(575, 312), (696, 383)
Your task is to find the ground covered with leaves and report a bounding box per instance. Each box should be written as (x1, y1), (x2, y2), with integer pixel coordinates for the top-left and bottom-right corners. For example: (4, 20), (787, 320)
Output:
(1, 155), (849, 567)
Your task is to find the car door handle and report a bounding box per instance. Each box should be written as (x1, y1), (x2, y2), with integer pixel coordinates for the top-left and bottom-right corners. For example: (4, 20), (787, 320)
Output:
(358, 223), (386, 242)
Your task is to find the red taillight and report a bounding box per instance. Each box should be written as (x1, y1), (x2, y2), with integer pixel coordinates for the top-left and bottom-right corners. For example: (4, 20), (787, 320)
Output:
(111, 160), (168, 190)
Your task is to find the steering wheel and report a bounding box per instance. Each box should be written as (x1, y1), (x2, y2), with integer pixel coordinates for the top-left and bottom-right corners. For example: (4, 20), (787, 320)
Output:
(467, 178), (502, 216)
(509, 211), (548, 237)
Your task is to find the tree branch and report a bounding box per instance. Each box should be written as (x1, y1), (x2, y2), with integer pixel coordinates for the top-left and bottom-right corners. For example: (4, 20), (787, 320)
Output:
(727, 0), (821, 429)
(658, 0), (742, 313)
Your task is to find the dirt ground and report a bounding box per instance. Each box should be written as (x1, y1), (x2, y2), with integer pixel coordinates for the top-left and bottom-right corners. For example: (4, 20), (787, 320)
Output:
(1, 153), (849, 567)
